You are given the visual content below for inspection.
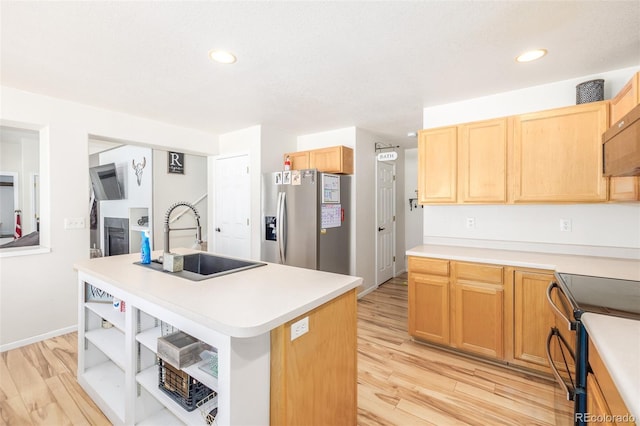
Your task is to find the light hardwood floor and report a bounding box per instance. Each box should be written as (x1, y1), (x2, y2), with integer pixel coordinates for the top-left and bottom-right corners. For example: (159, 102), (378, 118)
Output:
(1, 274), (570, 425)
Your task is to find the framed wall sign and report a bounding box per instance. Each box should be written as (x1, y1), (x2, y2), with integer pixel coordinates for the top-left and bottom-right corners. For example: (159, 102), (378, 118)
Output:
(168, 151), (185, 174)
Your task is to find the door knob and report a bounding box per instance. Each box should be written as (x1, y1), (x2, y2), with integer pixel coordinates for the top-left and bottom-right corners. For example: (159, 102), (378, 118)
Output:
(378, 226), (385, 232)
(216, 227), (221, 232)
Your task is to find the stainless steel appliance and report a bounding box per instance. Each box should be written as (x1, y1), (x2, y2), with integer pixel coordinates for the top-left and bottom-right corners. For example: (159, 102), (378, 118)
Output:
(261, 169), (350, 274)
(546, 273), (640, 426)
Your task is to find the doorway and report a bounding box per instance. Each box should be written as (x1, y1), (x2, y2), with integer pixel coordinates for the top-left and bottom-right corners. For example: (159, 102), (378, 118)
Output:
(376, 160), (395, 285)
(213, 154), (251, 258)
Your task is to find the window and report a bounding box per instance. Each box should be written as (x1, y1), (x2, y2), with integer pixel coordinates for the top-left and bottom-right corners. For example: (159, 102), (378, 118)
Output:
(0, 125), (41, 250)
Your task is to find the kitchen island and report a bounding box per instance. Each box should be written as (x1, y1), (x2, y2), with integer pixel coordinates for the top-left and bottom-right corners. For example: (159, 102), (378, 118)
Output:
(74, 249), (362, 426)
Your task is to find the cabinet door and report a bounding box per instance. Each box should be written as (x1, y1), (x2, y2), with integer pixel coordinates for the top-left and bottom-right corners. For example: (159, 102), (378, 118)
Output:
(408, 272), (450, 345)
(586, 374), (615, 426)
(285, 151), (310, 170)
(512, 271), (554, 372)
(451, 262), (504, 359)
(309, 146), (353, 174)
(418, 127), (457, 203)
(609, 73), (640, 202)
(452, 281), (504, 359)
(610, 72), (639, 123)
(458, 118), (508, 203)
(609, 176), (640, 201)
(512, 102), (608, 202)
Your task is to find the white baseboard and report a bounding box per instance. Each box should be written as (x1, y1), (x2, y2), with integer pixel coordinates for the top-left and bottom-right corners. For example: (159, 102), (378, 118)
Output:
(357, 284), (379, 299)
(0, 325), (77, 353)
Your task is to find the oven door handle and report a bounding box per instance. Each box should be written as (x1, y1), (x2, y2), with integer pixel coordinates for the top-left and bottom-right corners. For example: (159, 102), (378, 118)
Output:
(546, 327), (575, 401)
(546, 282), (573, 331)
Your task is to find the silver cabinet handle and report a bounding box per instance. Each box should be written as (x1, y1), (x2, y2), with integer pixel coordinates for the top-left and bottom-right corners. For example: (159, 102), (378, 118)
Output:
(618, 120), (625, 128)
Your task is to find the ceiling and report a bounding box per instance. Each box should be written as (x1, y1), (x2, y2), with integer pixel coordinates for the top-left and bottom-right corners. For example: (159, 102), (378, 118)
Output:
(1, 1), (639, 147)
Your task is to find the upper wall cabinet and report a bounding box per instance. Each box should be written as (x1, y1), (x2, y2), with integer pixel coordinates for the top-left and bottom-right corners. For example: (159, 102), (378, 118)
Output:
(418, 118), (508, 204)
(609, 72), (640, 202)
(458, 118), (509, 203)
(512, 102), (609, 203)
(284, 145), (353, 174)
(418, 126), (457, 203)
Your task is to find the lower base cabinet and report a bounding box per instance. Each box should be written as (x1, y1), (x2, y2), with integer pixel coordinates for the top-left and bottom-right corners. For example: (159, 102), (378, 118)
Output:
(587, 339), (635, 425)
(451, 262), (505, 359)
(511, 270), (556, 372)
(270, 290), (357, 426)
(408, 257), (565, 373)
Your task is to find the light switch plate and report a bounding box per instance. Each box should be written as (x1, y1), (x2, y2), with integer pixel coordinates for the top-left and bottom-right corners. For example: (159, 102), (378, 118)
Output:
(64, 217), (85, 229)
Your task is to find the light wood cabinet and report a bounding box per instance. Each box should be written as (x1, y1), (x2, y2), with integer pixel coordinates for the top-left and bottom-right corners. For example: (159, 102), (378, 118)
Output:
(407, 257), (450, 345)
(610, 72), (639, 124)
(271, 289), (357, 426)
(588, 339), (635, 425)
(511, 270), (555, 373)
(451, 262), (504, 358)
(418, 126), (457, 203)
(408, 257), (505, 360)
(512, 102), (609, 202)
(609, 72), (640, 202)
(417, 118), (508, 204)
(285, 151), (310, 170)
(458, 118), (509, 203)
(587, 373), (615, 426)
(284, 146), (353, 174)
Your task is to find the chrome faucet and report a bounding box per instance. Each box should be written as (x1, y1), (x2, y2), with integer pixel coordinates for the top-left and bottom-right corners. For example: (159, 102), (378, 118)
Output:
(163, 201), (203, 257)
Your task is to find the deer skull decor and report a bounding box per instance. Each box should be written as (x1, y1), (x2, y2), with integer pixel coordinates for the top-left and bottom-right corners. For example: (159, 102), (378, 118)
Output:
(132, 157), (146, 186)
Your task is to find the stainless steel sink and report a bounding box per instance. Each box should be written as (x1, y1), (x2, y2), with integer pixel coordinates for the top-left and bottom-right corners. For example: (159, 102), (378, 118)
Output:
(135, 252), (266, 281)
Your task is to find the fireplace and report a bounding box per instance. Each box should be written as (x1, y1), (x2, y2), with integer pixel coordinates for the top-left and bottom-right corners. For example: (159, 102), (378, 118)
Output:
(104, 217), (129, 256)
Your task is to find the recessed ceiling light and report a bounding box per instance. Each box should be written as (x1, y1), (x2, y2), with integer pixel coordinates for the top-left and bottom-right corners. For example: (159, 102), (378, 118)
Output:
(208, 50), (237, 64)
(516, 49), (547, 63)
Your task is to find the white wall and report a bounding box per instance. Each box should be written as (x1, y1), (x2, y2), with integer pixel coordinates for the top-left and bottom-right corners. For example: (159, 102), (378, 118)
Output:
(422, 66), (640, 258)
(404, 148), (423, 265)
(0, 86), (216, 350)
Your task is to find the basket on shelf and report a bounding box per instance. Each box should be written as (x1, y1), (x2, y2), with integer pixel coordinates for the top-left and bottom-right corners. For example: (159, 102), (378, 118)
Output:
(197, 392), (219, 425)
(158, 358), (214, 411)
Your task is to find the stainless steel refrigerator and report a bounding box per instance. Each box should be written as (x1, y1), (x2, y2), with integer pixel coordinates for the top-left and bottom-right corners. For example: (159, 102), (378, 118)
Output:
(261, 169), (350, 275)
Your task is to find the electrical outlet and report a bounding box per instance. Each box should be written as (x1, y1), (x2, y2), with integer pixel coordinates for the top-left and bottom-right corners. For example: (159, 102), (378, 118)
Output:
(64, 217), (86, 229)
(560, 219), (572, 232)
(466, 217), (475, 229)
(290, 316), (309, 341)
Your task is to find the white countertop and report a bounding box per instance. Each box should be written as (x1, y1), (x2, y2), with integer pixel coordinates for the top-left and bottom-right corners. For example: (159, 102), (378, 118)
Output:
(581, 313), (640, 421)
(74, 249), (362, 338)
(406, 244), (640, 280)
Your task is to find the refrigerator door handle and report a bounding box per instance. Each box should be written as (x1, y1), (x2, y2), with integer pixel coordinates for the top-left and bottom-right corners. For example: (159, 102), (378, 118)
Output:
(279, 192), (287, 263)
(276, 192), (283, 263)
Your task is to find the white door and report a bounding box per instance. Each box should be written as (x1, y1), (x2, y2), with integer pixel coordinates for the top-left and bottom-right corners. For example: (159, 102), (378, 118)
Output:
(376, 161), (395, 285)
(214, 154), (251, 258)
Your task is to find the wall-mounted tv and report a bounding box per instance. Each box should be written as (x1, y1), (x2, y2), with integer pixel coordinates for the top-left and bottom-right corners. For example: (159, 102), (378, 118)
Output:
(89, 163), (125, 200)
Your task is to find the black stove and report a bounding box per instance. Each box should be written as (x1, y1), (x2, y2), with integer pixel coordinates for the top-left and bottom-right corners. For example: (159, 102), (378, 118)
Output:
(555, 273), (640, 320)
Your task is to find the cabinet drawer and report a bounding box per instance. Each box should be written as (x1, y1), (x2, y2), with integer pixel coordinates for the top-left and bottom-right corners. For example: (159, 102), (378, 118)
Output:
(408, 256), (449, 276)
(454, 262), (503, 284)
